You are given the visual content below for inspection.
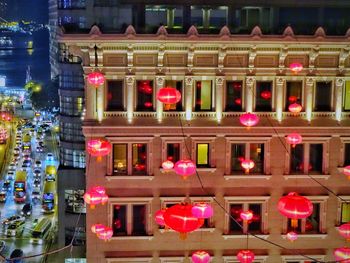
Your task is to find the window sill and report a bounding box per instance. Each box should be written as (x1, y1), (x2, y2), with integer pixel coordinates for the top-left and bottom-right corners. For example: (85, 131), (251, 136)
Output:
(224, 175), (271, 180)
(159, 228), (215, 233)
(160, 168), (216, 174)
(110, 236), (154, 240)
(223, 234), (269, 240)
(283, 174), (330, 180)
(282, 234), (327, 239)
(106, 175), (154, 181)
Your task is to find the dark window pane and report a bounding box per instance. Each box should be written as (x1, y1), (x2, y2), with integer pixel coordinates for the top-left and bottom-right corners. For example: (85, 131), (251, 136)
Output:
(107, 80), (124, 111)
(113, 144), (127, 175)
(250, 143), (264, 174)
(287, 218), (301, 232)
(248, 204), (262, 233)
(345, 143), (350, 166)
(196, 143), (209, 167)
(229, 204), (243, 234)
(256, 82), (272, 112)
(167, 143), (180, 163)
(341, 203), (350, 224)
(231, 144), (245, 173)
(113, 205), (127, 236)
(309, 144), (323, 173)
(315, 82), (332, 112)
(191, 6), (203, 27)
(195, 81), (212, 111)
(209, 7), (228, 28)
(164, 80), (183, 111)
(137, 80), (154, 111)
(132, 144), (147, 175)
(290, 144), (304, 173)
(285, 81), (302, 111)
(226, 81), (243, 111)
(145, 5), (184, 33)
(132, 205), (146, 235)
(305, 203), (319, 234)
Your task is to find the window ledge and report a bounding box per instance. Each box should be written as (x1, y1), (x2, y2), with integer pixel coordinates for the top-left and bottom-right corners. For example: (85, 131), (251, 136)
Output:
(223, 234), (269, 240)
(110, 236), (154, 240)
(106, 175), (154, 181)
(224, 175), (271, 180)
(282, 234), (327, 239)
(283, 174), (329, 180)
(159, 228), (216, 233)
(197, 168), (217, 173)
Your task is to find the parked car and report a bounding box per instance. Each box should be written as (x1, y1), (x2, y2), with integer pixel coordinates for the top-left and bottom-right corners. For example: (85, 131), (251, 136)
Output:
(23, 160), (31, 167)
(33, 169), (41, 179)
(6, 171), (15, 180)
(21, 203), (32, 216)
(33, 179), (41, 188)
(32, 190), (41, 201)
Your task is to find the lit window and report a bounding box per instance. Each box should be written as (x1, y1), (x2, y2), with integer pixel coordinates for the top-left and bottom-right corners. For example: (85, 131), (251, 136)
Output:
(290, 143), (323, 174)
(226, 81), (243, 111)
(106, 80), (124, 111)
(136, 80), (154, 111)
(196, 143), (209, 167)
(231, 143), (265, 174)
(166, 143), (180, 163)
(255, 81), (272, 112)
(314, 82), (332, 112)
(344, 81), (350, 111)
(285, 81), (303, 111)
(163, 80), (183, 111)
(195, 81), (212, 111)
(113, 144), (127, 175)
(341, 202), (350, 224)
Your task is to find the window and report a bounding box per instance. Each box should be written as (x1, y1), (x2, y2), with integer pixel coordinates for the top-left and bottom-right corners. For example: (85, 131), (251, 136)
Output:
(113, 144), (127, 175)
(163, 80), (183, 111)
(290, 143), (324, 174)
(344, 143), (350, 166)
(285, 81), (303, 111)
(109, 198), (152, 237)
(145, 5), (183, 32)
(137, 80), (154, 111)
(58, 0), (86, 9)
(344, 81), (350, 111)
(65, 227), (85, 246)
(196, 143), (209, 168)
(255, 81), (272, 112)
(226, 81), (243, 111)
(106, 80), (124, 111)
(287, 203), (321, 234)
(132, 144), (147, 175)
(195, 81), (212, 111)
(282, 256), (325, 263)
(314, 82), (332, 112)
(64, 190), (86, 214)
(166, 143), (180, 163)
(231, 143), (265, 174)
(340, 202), (350, 224)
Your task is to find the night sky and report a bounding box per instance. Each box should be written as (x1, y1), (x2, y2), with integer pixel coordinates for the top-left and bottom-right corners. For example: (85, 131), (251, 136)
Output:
(2, 0), (48, 23)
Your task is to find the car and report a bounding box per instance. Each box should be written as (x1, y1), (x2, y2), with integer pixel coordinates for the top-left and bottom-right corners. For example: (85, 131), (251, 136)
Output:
(13, 147), (20, 154)
(6, 171), (15, 180)
(2, 215), (25, 225)
(23, 160), (31, 167)
(6, 221), (25, 237)
(32, 190), (41, 200)
(36, 146), (43, 152)
(23, 154), (31, 160)
(34, 160), (42, 168)
(33, 169), (41, 178)
(45, 174), (55, 182)
(21, 164), (29, 171)
(13, 153), (20, 159)
(21, 203), (32, 216)
(7, 249), (24, 263)
(46, 152), (54, 161)
(38, 141), (44, 147)
(3, 180), (11, 191)
(0, 191), (7, 202)
(33, 179), (41, 188)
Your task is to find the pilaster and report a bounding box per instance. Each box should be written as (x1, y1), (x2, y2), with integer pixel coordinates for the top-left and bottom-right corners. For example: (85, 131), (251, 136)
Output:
(185, 76), (194, 120)
(126, 76), (135, 122)
(335, 78), (345, 121)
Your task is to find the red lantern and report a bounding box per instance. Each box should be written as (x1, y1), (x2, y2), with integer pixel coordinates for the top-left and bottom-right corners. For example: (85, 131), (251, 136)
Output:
(240, 210), (253, 221)
(87, 72), (105, 86)
(339, 223), (350, 241)
(163, 203), (203, 239)
(91, 224), (105, 234)
(334, 247), (350, 263)
(286, 231), (298, 242)
(235, 98), (242, 105)
(192, 203), (214, 219)
(97, 227), (113, 241)
(87, 139), (112, 161)
(191, 251), (211, 263)
(83, 191), (102, 209)
(157, 87), (181, 104)
(237, 250), (255, 263)
(241, 159), (255, 174)
(155, 209), (166, 226)
(174, 160), (196, 179)
(288, 103), (302, 113)
(286, 133), (302, 147)
(288, 96), (297, 103)
(289, 62), (303, 74)
(91, 186), (105, 195)
(162, 160), (174, 171)
(343, 165), (350, 179)
(278, 192), (313, 228)
(260, 90), (271, 100)
(239, 113), (259, 128)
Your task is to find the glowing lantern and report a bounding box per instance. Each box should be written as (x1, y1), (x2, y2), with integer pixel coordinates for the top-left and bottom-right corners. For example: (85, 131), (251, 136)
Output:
(288, 103), (302, 113)
(343, 165), (350, 179)
(192, 203), (214, 219)
(174, 160), (196, 179)
(239, 113), (259, 128)
(87, 72), (105, 86)
(260, 90), (271, 100)
(334, 247), (350, 263)
(235, 98), (242, 105)
(91, 224), (105, 234)
(157, 87), (181, 104)
(97, 227), (113, 241)
(286, 133), (302, 147)
(162, 160), (174, 171)
(240, 210), (253, 221)
(87, 139), (112, 161)
(286, 231), (298, 242)
(163, 203), (204, 239)
(289, 62), (303, 74)
(155, 209), (166, 226)
(100, 194), (109, 205)
(236, 250), (255, 263)
(83, 191), (102, 209)
(241, 159), (255, 174)
(144, 102), (153, 108)
(278, 192), (313, 228)
(191, 251), (211, 263)
(338, 223), (350, 241)
(288, 96), (297, 103)
(91, 186), (106, 195)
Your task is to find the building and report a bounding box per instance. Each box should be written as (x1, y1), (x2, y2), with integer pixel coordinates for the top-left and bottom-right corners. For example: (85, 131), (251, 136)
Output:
(53, 1), (350, 262)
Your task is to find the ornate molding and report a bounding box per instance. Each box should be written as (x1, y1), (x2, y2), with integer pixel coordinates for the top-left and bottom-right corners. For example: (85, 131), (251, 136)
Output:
(339, 48), (350, 70)
(185, 76), (194, 86)
(155, 76), (165, 87)
(276, 77), (285, 86)
(279, 46), (288, 68)
(336, 78), (345, 87)
(245, 77), (255, 88)
(127, 44), (133, 67)
(157, 44), (165, 67)
(309, 46), (319, 68)
(187, 45), (195, 68)
(306, 77), (315, 86)
(215, 77), (225, 86)
(125, 76), (135, 86)
(248, 46), (257, 68)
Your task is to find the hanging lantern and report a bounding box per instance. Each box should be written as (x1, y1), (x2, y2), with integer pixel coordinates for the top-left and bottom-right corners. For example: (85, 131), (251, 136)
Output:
(157, 87), (181, 104)
(91, 224), (105, 234)
(192, 203), (214, 219)
(343, 165), (350, 179)
(87, 72), (105, 86)
(100, 193), (109, 205)
(286, 133), (302, 147)
(241, 159), (255, 174)
(288, 103), (302, 113)
(87, 139), (112, 161)
(260, 90), (271, 100)
(277, 192), (313, 228)
(289, 62), (303, 74)
(91, 186), (106, 195)
(334, 247), (350, 263)
(239, 113), (259, 128)
(286, 231), (298, 242)
(155, 209), (166, 226)
(174, 160), (196, 179)
(236, 250), (255, 263)
(240, 210), (253, 221)
(163, 203), (204, 239)
(144, 102), (153, 108)
(97, 227), (113, 242)
(288, 96), (297, 103)
(191, 251), (211, 263)
(83, 191), (102, 209)
(338, 223), (350, 241)
(162, 160), (174, 171)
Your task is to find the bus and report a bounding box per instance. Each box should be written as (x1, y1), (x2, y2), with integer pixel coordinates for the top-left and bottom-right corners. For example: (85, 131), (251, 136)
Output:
(30, 218), (52, 244)
(42, 181), (55, 213)
(14, 171), (27, 203)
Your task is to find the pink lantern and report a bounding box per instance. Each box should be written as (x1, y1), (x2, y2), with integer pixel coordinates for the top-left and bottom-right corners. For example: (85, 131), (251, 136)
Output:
(289, 62), (303, 74)
(83, 191), (102, 209)
(192, 203), (214, 219)
(191, 250), (211, 263)
(334, 247), (350, 263)
(162, 160), (174, 171)
(91, 224), (105, 234)
(343, 165), (350, 179)
(240, 210), (253, 221)
(174, 160), (196, 179)
(286, 133), (302, 147)
(288, 103), (302, 113)
(338, 223), (350, 241)
(155, 209), (166, 226)
(91, 186), (106, 195)
(87, 72), (105, 86)
(237, 250), (255, 263)
(241, 159), (255, 174)
(286, 231), (298, 242)
(97, 227), (113, 242)
(239, 113), (259, 128)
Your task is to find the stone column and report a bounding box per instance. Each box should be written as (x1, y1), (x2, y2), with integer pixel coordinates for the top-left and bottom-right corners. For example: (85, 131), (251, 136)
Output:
(126, 76), (135, 122)
(185, 76), (194, 120)
(85, 75), (96, 120)
(305, 77), (315, 122)
(335, 78), (345, 122)
(275, 77), (285, 122)
(156, 76), (165, 122)
(245, 77), (255, 112)
(215, 77), (225, 122)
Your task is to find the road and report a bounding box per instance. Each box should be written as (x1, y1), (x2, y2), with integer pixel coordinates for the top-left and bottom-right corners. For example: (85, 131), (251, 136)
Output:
(0, 120), (59, 262)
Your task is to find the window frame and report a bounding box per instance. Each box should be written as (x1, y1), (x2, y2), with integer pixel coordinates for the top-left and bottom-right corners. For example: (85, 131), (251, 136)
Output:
(135, 79), (155, 112)
(105, 79), (125, 112)
(343, 80), (350, 111)
(161, 138), (185, 166)
(163, 79), (184, 111)
(159, 257), (185, 263)
(281, 255), (325, 263)
(106, 258), (152, 263)
(224, 80), (244, 112)
(313, 81), (334, 112)
(196, 143), (210, 168)
(337, 196), (350, 225)
(194, 79), (215, 112)
(254, 80), (274, 112)
(339, 138), (350, 167)
(191, 137), (216, 169)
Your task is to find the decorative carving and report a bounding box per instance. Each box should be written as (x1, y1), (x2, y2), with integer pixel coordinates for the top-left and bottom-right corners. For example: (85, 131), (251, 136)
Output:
(157, 44), (165, 67)
(306, 77), (315, 86)
(127, 44), (133, 67)
(125, 25), (136, 38)
(314, 27), (326, 38)
(246, 77), (255, 88)
(251, 26), (262, 38)
(125, 76), (135, 86)
(309, 47), (319, 68)
(248, 46), (257, 68)
(219, 26), (231, 39)
(187, 45), (195, 68)
(155, 76), (165, 87)
(218, 46), (227, 70)
(276, 77), (285, 86)
(279, 46), (288, 68)
(215, 77), (225, 86)
(339, 48), (350, 69)
(187, 26), (199, 39)
(156, 26), (168, 39)
(89, 25), (102, 36)
(336, 78), (345, 87)
(283, 26), (295, 39)
(185, 76), (194, 86)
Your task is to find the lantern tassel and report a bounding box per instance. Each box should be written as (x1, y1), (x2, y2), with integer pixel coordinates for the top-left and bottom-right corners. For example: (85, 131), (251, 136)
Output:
(291, 219), (298, 228)
(182, 175), (188, 180)
(90, 205), (95, 209)
(179, 233), (187, 240)
(292, 144), (296, 148)
(245, 169), (249, 174)
(97, 156), (102, 162)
